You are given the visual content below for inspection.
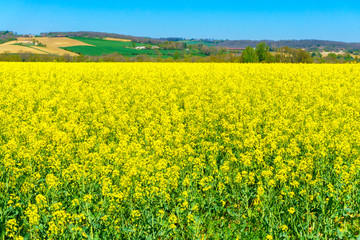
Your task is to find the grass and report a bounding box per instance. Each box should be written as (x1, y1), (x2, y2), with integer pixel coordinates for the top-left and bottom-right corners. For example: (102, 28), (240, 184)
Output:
(61, 37), (156, 57)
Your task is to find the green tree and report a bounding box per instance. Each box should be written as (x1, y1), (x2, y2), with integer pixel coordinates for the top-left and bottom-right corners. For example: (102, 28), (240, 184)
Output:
(328, 53), (337, 60)
(255, 42), (270, 62)
(278, 46), (313, 63)
(241, 46), (258, 63)
(265, 53), (276, 63)
(294, 49), (313, 63)
(173, 51), (181, 60)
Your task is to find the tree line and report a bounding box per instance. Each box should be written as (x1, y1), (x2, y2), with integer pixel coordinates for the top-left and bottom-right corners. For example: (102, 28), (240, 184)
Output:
(218, 39), (360, 51)
(43, 31), (162, 45)
(0, 31), (17, 44)
(241, 43), (313, 63)
(1, 43), (358, 63)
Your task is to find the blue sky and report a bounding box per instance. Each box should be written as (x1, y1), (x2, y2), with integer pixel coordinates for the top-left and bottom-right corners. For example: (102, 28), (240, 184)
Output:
(1, 0), (360, 42)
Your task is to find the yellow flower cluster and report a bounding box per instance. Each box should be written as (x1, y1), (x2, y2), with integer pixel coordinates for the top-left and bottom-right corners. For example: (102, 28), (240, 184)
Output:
(0, 62), (360, 239)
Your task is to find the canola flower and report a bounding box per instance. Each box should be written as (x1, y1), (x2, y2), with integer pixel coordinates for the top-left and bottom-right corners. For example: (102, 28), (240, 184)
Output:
(0, 62), (360, 239)
(288, 207), (296, 214)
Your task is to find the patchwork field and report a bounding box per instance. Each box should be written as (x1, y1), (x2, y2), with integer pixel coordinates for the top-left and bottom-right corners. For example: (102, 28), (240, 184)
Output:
(0, 37), (92, 56)
(61, 37), (143, 56)
(62, 37), (184, 57)
(1, 63), (360, 239)
(0, 37), (204, 58)
(30, 37), (93, 56)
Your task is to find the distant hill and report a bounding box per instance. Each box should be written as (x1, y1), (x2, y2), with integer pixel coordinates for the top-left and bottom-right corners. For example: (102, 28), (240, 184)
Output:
(43, 31), (163, 44)
(217, 40), (360, 51)
(40, 32), (360, 51)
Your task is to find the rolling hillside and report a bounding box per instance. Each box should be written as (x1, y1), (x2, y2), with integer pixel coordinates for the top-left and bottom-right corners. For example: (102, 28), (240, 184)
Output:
(45, 32), (360, 51)
(62, 37), (190, 58)
(1, 31), (360, 58)
(0, 35), (205, 58)
(43, 31), (162, 44)
(0, 37), (91, 56)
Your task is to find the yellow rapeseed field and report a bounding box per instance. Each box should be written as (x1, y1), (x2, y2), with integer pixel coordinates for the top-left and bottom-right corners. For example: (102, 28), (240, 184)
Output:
(1, 63), (360, 239)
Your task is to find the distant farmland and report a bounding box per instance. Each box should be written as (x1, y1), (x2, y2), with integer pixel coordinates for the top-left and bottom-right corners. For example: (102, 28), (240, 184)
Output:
(62, 37), (180, 57)
(0, 36), (207, 58)
(0, 37), (91, 56)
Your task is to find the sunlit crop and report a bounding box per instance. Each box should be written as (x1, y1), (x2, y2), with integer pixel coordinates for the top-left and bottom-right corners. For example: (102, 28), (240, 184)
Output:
(1, 63), (360, 239)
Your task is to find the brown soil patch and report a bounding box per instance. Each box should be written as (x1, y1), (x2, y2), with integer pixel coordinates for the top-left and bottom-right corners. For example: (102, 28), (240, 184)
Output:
(0, 41), (45, 54)
(0, 37), (94, 56)
(104, 37), (131, 42)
